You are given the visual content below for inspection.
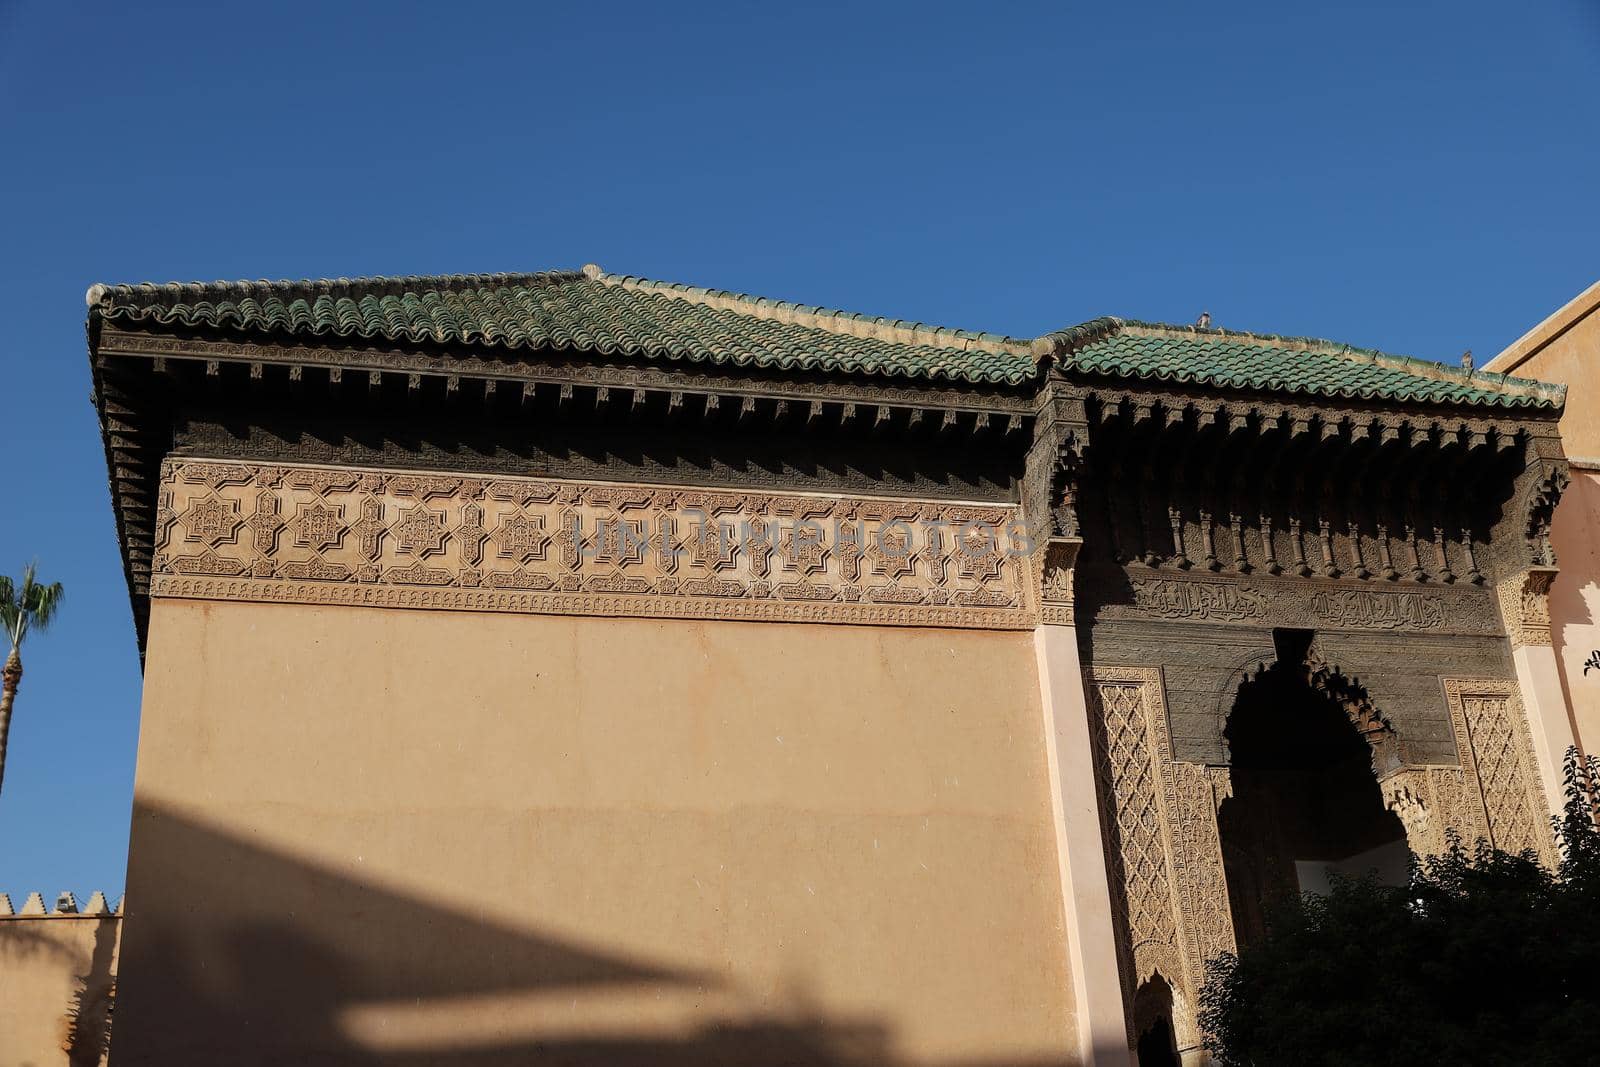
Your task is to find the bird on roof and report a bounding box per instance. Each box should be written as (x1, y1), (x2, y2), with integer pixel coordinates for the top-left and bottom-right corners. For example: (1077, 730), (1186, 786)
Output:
(1196, 311), (1212, 328)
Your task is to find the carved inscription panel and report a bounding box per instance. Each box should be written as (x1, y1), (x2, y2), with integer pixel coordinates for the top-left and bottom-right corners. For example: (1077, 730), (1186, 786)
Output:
(151, 459), (1035, 629)
(1099, 572), (1501, 637)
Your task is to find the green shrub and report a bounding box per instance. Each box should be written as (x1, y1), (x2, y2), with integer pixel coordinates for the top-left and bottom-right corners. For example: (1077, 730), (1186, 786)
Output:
(1199, 748), (1600, 1066)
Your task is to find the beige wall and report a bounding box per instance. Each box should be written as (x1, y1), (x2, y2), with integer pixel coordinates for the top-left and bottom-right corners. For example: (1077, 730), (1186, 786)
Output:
(112, 599), (1077, 1066)
(0, 914), (118, 1067)
(1486, 282), (1600, 755)
(1486, 280), (1600, 458)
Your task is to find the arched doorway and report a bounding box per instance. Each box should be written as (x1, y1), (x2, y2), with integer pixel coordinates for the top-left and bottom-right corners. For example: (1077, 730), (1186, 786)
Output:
(1131, 974), (1182, 1067)
(1217, 630), (1410, 947)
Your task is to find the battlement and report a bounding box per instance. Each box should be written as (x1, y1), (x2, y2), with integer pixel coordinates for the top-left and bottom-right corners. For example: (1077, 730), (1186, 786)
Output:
(0, 891), (123, 917)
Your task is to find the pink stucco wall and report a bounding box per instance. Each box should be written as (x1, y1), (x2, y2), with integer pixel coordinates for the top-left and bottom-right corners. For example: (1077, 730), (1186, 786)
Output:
(1550, 468), (1600, 754)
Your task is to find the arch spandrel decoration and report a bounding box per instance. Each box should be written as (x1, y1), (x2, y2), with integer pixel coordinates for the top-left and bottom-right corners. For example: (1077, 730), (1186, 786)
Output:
(1378, 679), (1554, 865)
(1445, 678), (1554, 861)
(1089, 663), (1559, 1053)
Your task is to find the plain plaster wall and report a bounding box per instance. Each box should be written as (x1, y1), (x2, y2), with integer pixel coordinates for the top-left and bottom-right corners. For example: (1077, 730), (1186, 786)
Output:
(1486, 281), (1600, 458)
(0, 915), (118, 1067)
(110, 599), (1078, 1066)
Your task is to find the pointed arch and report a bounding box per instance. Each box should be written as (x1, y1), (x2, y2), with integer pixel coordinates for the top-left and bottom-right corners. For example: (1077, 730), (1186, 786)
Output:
(1215, 629), (1401, 776)
(1217, 631), (1413, 945)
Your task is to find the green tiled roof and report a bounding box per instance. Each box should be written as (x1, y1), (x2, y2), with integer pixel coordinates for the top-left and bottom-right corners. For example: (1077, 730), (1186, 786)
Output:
(1040, 319), (1561, 410)
(87, 268), (1037, 386)
(87, 268), (1562, 409)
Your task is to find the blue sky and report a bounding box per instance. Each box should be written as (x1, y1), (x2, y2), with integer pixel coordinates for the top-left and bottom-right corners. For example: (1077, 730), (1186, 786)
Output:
(1, 0), (1597, 900)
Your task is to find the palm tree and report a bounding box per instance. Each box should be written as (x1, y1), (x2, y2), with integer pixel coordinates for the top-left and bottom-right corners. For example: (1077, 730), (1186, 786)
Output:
(0, 563), (64, 796)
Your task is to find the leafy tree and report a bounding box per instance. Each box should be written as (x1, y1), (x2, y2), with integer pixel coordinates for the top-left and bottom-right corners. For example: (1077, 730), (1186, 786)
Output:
(0, 563), (65, 796)
(1200, 748), (1600, 1066)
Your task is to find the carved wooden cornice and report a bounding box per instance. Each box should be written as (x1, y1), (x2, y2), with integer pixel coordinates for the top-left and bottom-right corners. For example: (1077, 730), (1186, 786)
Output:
(1075, 379), (1561, 444)
(95, 320), (1570, 655)
(96, 326), (1036, 415)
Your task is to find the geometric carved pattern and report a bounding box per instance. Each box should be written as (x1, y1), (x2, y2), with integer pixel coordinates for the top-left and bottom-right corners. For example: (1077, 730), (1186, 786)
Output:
(178, 493), (243, 547)
(1442, 678), (1554, 862)
(151, 458), (1034, 629)
(391, 504), (450, 558)
(289, 499), (347, 554)
(1092, 681), (1180, 967)
(1495, 567), (1557, 646)
(1087, 666), (1236, 1051)
(491, 510), (551, 564)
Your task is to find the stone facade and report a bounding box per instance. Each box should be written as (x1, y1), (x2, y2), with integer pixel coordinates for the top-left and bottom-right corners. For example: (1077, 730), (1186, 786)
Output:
(85, 270), (1580, 1066)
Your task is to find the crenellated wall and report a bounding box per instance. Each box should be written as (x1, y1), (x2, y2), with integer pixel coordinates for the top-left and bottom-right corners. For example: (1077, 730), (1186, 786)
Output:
(0, 893), (120, 1067)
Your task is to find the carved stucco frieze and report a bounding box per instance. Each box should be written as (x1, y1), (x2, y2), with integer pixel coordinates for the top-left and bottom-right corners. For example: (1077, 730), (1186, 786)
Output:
(1084, 666), (1236, 1051)
(152, 458), (1037, 629)
(1441, 678), (1555, 863)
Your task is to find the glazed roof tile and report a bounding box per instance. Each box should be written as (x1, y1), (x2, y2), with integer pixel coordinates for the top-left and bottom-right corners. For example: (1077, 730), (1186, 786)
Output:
(1043, 320), (1560, 409)
(89, 267), (1036, 386)
(87, 268), (1562, 409)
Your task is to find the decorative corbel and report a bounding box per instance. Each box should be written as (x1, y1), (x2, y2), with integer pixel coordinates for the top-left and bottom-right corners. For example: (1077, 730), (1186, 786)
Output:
(1051, 429), (1086, 540)
(1497, 565), (1559, 647)
(1023, 389), (1091, 545)
(1487, 433), (1568, 645)
(1024, 387), (1091, 626)
(1039, 536), (1083, 626)
(1524, 463), (1570, 569)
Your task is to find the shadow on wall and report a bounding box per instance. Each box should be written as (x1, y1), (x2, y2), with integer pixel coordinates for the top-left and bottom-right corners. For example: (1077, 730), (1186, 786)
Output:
(111, 805), (1076, 1067)
(66, 915), (118, 1066)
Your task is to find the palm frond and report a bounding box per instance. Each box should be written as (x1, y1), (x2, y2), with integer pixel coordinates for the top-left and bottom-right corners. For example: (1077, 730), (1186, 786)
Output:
(2, 564), (65, 645)
(0, 575), (18, 645)
(25, 582), (65, 634)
